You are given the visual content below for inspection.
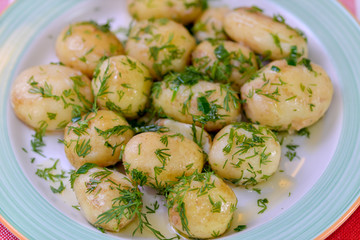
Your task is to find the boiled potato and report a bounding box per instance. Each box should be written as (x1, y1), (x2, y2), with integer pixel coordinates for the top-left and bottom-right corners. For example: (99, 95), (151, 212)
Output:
(127, 0), (204, 25)
(167, 172), (237, 239)
(56, 21), (124, 77)
(64, 110), (134, 169)
(152, 77), (241, 131)
(241, 59), (333, 131)
(192, 40), (258, 89)
(224, 7), (308, 60)
(125, 18), (196, 78)
(11, 65), (93, 131)
(155, 118), (212, 154)
(193, 7), (230, 41)
(123, 132), (204, 189)
(91, 55), (153, 119)
(209, 123), (281, 186)
(73, 166), (137, 231)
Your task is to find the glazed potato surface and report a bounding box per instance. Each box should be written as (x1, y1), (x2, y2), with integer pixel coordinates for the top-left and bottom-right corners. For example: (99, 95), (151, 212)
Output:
(241, 59), (333, 131)
(91, 55), (153, 119)
(167, 172), (237, 238)
(125, 18), (196, 78)
(73, 167), (136, 231)
(192, 40), (258, 89)
(127, 0), (204, 25)
(56, 21), (124, 77)
(123, 132), (204, 189)
(11, 64), (93, 131)
(209, 123), (281, 185)
(64, 110), (134, 169)
(224, 7), (308, 60)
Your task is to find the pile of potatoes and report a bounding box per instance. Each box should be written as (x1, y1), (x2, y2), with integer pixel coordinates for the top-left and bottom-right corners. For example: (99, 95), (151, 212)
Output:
(10, 0), (334, 239)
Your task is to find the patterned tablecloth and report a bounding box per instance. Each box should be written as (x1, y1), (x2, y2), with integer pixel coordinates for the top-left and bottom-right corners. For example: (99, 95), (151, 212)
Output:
(0, 0), (359, 239)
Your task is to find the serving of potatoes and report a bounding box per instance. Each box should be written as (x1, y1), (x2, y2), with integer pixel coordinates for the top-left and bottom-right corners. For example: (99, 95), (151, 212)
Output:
(56, 21), (124, 77)
(125, 18), (196, 78)
(10, 1), (335, 239)
(11, 64), (93, 131)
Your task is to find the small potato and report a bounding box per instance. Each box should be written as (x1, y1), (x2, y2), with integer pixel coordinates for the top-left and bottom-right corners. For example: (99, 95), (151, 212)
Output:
(73, 166), (137, 231)
(91, 56), (153, 119)
(125, 18), (196, 78)
(209, 123), (281, 186)
(64, 110), (134, 169)
(155, 118), (212, 155)
(123, 132), (204, 189)
(11, 65), (93, 131)
(56, 21), (124, 77)
(193, 7), (230, 41)
(224, 7), (308, 60)
(192, 40), (258, 89)
(127, 0), (203, 25)
(241, 59), (333, 131)
(152, 78), (241, 131)
(167, 172), (237, 239)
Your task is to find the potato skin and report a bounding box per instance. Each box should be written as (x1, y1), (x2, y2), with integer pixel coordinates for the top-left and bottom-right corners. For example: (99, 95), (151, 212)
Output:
(241, 59), (333, 131)
(127, 0), (203, 25)
(224, 8), (308, 60)
(125, 18), (196, 78)
(56, 21), (124, 77)
(123, 132), (204, 189)
(153, 80), (241, 131)
(64, 110), (134, 169)
(209, 123), (281, 185)
(91, 55), (153, 119)
(155, 118), (212, 154)
(167, 172), (237, 239)
(73, 167), (136, 231)
(193, 7), (230, 41)
(11, 65), (93, 131)
(192, 40), (258, 89)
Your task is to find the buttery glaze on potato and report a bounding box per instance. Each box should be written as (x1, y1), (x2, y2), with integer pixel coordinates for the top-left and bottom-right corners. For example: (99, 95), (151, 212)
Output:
(241, 59), (333, 131)
(127, 0), (204, 25)
(153, 80), (241, 131)
(125, 18), (196, 78)
(123, 132), (204, 189)
(192, 40), (258, 89)
(167, 172), (237, 239)
(155, 118), (212, 154)
(224, 7), (308, 60)
(91, 55), (153, 119)
(56, 21), (124, 77)
(64, 110), (134, 169)
(193, 7), (230, 41)
(73, 167), (136, 231)
(11, 65), (93, 131)
(209, 123), (281, 185)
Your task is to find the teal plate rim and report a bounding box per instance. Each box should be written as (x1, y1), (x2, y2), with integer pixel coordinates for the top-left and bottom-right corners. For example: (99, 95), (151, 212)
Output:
(0, 0), (360, 239)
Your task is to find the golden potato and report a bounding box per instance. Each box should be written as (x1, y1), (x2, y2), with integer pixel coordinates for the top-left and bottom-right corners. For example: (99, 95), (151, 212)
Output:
(127, 0), (204, 25)
(123, 132), (204, 189)
(91, 55), (153, 119)
(241, 59), (333, 131)
(73, 166), (137, 231)
(167, 172), (237, 239)
(64, 110), (134, 168)
(224, 7), (308, 60)
(155, 118), (212, 154)
(193, 7), (230, 41)
(56, 21), (124, 77)
(152, 76), (241, 131)
(11, 64), (93, 131)
(209, 123), (281, 185)
(125, 18), (196, 78)
(192, 40), (258, 89)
